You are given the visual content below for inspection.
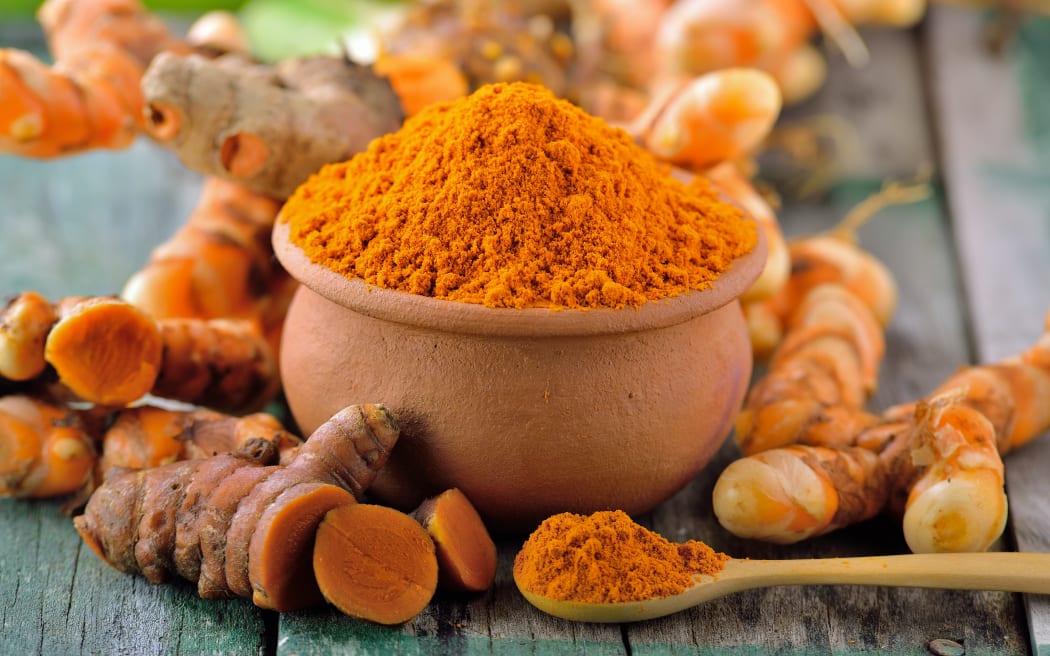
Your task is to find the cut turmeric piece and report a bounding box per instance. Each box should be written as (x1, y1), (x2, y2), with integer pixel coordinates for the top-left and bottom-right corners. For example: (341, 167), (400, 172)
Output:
(314, 503), (439, 625)
(413, 488), (497, 593)
(248, 482), (356, 611)
(44, 296), (162, 406)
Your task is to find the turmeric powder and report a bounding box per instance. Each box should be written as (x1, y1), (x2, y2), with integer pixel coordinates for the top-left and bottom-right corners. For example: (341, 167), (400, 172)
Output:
(512, 510), (728, 604)
(281, 82), (758, 310)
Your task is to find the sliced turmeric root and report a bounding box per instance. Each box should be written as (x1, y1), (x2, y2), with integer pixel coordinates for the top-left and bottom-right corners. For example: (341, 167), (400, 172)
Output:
(413, 488), (497, 593)
(44, 296), (162, 406)
(314, 503), (438, 625)
(248, 482), (356, 611)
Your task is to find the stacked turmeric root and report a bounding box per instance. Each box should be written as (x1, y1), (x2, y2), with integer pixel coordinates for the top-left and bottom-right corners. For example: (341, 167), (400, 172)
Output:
(711, 196), (1050, 554)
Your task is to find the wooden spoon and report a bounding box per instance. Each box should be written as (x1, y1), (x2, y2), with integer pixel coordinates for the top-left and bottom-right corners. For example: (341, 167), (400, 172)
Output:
(516, 552), (1050, 623)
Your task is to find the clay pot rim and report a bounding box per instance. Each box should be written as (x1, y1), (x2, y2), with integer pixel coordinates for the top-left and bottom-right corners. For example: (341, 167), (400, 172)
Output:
(272, 218), (766, 337)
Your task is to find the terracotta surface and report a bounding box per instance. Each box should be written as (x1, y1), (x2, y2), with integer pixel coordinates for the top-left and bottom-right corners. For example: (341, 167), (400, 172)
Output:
(273, 220), (766, 533)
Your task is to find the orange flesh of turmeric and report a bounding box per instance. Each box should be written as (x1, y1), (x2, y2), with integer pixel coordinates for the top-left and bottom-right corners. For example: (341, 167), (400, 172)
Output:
(44, 298), (162, 406)
(248, 482), (356, 611)
(414, 488), (497, 592)
(314, 503), (438, 625)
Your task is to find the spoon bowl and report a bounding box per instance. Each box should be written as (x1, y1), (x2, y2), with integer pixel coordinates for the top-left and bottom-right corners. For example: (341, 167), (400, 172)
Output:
(516, 552), (1050, 623)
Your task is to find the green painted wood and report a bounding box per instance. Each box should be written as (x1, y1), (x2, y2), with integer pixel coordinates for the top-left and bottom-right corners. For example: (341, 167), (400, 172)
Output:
(0, 123), (267, 655)
(924, 8), (1050, 655)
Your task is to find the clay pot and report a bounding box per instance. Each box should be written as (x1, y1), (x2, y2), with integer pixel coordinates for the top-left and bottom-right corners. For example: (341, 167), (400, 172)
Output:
(273, 220), (766, 533)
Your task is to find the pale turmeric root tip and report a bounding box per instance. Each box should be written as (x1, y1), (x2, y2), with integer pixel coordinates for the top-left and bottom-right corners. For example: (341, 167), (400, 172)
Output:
(633, 68), (783, 172)
(185, 10), (251, 57)
(0, 291), (58, 381)
(0, 395), (95, 498)
(43, 297), (162, 406)
(152, 318), (280, 413)
(248, 483), (357, 611)
(314, 503), (439, 625)
(96, 404), (300, 482)
(888, 391), (1009, 553)
(413, 488), (498, 593)
(712, 444), (888, 543)
(140, 52), (404, 199)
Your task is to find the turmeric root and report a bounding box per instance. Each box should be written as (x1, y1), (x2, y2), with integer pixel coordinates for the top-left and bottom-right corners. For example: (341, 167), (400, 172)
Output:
(75, 403), (400, 611)
(412, 487), (497, 593)
(0, 291), (58, 382)
(120, 177), (294, 357)
(314, 503), (439, 625)
(715, 312), (1050, 550)
(886, 390), (1008, 554)
(96, 404), (300, 481)
(151, 318), (280, 414)
(140, 52), (404, 199)
(0, 395), (95, 498)
(712, 443), (889, 544)
(630, 68), (783, 172)
(0, 0), (191, 156)
(735, 283), (886, 455)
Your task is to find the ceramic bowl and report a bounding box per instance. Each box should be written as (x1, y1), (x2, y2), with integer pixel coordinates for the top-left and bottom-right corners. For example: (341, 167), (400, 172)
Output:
(272, 220), (765, 533)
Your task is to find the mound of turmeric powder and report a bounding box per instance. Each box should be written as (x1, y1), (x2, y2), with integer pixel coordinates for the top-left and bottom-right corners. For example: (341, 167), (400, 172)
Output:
(280, 82), (758, 310)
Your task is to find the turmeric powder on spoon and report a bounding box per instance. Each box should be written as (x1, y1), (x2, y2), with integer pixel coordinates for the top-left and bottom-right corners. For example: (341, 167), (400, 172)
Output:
(513, 510), (729, 604)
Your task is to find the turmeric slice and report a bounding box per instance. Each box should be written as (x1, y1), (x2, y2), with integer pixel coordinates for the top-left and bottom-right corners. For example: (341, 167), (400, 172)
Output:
(412, 488), (498, 593)
(247, 482), (356, 611)
(44, 296), (162, 407)
(314, 503), (439, 625)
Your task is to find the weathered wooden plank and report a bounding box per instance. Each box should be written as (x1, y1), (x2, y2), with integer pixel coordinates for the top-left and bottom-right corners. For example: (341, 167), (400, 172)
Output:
(925, 8), (1050, 655)
(0, 137), (267, 654)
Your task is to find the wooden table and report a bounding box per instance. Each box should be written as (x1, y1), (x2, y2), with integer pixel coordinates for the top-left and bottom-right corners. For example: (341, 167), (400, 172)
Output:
(2, 7), (1049, 654)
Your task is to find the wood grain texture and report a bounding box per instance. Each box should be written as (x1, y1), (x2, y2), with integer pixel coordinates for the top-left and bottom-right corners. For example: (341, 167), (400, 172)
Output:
(924, 8), (1050, 655)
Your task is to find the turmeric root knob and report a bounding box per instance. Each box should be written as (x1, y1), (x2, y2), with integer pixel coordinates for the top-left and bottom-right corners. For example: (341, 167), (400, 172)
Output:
(314, 503), (439, 625)
(0, 395), (95, 498)
(44, 297), (162, 406)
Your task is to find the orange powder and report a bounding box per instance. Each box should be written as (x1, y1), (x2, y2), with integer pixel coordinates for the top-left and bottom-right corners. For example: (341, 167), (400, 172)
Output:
(513, 510), (729, 604)
(280, 82), (757, 309)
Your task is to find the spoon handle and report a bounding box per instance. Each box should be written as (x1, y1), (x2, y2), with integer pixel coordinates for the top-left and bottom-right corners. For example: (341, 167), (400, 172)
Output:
(736, 552), (1050, 594)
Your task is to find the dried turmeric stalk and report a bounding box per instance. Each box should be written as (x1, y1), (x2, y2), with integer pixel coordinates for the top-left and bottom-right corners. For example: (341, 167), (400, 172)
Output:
(0, 0), (191, 156)
(412, 487), (497, 593)
(75, 404), (399, 611)
(314, 503), (439, 625)
(0, 394), (96, 498)
(141, 53), (404, 199)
